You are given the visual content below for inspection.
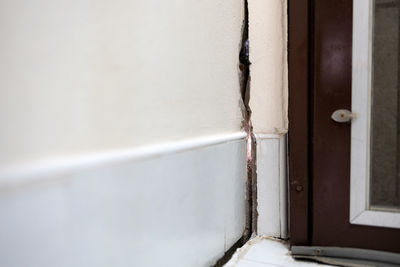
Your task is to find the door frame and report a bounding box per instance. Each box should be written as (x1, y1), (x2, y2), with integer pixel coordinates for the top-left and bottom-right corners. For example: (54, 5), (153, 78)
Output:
(288, 0), (312, 246)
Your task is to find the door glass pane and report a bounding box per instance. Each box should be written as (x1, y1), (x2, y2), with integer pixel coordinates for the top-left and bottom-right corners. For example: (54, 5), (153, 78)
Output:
(370, 0), (400, 210)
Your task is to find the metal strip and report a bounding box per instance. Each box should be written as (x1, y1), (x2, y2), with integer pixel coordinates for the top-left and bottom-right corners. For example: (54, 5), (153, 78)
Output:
(292, 246), (400, 266)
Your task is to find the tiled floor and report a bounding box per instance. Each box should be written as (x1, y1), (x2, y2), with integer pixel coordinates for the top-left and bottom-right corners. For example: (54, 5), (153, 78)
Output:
(224, 236), (331, 267)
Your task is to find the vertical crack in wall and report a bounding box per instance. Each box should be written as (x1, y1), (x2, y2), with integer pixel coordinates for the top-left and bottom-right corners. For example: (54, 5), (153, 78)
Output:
(239, 0), (257, 240)
(212, 2), (255, 266)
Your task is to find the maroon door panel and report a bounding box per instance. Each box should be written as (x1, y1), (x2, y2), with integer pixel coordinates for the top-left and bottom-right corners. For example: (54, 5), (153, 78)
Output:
(288, 0), (400, 253)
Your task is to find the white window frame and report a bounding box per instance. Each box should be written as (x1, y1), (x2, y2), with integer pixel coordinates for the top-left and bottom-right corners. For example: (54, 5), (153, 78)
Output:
(350, 0), (400, 229)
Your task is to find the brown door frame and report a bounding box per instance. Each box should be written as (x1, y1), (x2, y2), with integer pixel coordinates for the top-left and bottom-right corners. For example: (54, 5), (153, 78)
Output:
(288, 0), (400, 252)
(288, 0), (312, 246)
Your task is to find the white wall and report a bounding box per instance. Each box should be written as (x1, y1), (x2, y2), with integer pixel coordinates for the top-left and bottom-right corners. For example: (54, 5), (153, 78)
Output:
(0, 1), (248, 266)
(0, 0), (244, 166)
(248, 0), (289, 238)
(0, 0), (291, 262)
(248, 0), (288, 134)
(0, 134), (247, 267)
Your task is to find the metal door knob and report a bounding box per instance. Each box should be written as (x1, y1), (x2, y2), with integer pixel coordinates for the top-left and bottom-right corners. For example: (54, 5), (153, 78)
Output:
(331, 109), (357, 123)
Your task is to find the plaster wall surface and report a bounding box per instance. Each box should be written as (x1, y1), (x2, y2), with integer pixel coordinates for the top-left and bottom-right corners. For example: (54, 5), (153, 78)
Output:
(0, 1), (248, 266)
(247, 0), (289, 238)
(0, 0), (291, 265)
(248, 0), (288, 134)
(0, 0), (244, 166)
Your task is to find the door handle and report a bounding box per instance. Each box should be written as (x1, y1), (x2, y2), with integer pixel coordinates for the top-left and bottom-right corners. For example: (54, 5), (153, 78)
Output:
(331, 109), (357, 123)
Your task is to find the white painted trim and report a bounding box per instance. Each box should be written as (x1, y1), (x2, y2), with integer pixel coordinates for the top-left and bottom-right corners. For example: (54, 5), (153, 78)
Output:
(350, 0), (400, 229)
(350, 0), (373, 224)
(254, 133), (281, 139)
(0, 132), (246, 188)
(279, 135), (288, 238)
(352, 210), (400, 229)
(255, 134), (288, 238)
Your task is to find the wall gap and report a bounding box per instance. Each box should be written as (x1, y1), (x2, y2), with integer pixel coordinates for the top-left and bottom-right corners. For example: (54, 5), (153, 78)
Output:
(239, 0), (257, 239)
(212, 0), (255, 265)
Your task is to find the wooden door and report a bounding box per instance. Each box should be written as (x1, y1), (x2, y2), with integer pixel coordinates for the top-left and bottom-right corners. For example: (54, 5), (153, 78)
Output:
(289, 0), (400, 253)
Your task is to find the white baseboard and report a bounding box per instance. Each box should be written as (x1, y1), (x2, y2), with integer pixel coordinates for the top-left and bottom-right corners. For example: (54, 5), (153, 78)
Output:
(0, 133), (247, 267)
(255, 134), (288, 239)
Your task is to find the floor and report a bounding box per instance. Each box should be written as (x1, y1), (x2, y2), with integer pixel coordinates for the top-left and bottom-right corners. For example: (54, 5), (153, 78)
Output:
(224, 236), (331, 267)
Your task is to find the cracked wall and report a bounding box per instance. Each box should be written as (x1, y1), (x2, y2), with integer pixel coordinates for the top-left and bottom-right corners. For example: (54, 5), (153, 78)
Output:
(246, 0), (289, 239)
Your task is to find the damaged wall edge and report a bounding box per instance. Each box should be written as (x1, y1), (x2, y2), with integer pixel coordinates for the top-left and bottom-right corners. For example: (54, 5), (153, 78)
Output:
(240, 0), (290, 240)
(247, 0), (289, 239)
(239, 0), (263, 242)
(213, 0), (254, 266)
(214, 0), (289, 264)
(238, 0), (256, 242)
